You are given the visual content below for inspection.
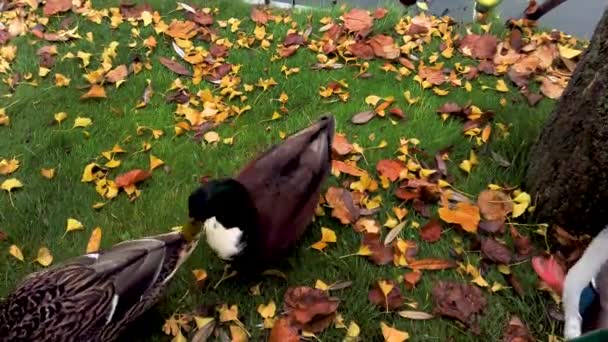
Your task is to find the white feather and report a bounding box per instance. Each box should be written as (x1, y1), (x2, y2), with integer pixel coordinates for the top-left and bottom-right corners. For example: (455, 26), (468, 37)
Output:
(204, 217), (244, 261)
(86, 253), (100, 260)
(563, 226), (608, 338)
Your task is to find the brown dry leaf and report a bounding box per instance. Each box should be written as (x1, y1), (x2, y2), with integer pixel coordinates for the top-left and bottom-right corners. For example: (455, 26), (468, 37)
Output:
(481, 238), (512, 264)
(269, 317), (299, 342)
(419, 219), (442, 243)
(159, 57), (191, 76)
(325, 187), (359, 224)
(368, 35), (400, 60)
(407, 258), (456, 271)
(81, 85), (107, 99)
(114, 169), (151, 188)
(376, 159), (405, 182)
(332, 133), (353, 155)
(362, 233), (394, 265)
(343, 8), (373, 32)
(438, 202), (480, 233)
(477, 190), (513, 221)
(351, 110), (376, 124)
(503, 315), (533, 342)
(251, 7), (272, 25)
(403, 271), (422, 289)
(284, 286), (339, 333)
(332, 160), (367, 177)
(432, 281), (486, 334)
(368, 279), (404, 311)
(348, 42), (375, 60)
(540, 77), (564, 99)
(44, 0), (71, 16)
(166, 20), (197, 39)
(105, 64), (128, 84)
(510, 225), (533, 257)
(459, 34), (498, 59)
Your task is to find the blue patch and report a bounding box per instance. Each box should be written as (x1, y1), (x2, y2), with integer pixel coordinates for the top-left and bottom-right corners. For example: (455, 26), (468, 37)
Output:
(580, 284), (598, 315)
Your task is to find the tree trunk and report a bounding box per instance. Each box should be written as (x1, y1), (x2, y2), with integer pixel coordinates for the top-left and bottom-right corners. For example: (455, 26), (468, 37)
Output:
(526, 8), (608, 235)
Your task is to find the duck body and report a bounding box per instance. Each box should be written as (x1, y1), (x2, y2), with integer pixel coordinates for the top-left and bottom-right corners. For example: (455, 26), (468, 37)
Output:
(0, 230), (199, 342)
(189, 115), (335, 272)
(563, 227), (608, 339)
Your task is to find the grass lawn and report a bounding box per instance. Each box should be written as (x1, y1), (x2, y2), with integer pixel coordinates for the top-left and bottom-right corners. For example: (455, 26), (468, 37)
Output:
(0, 0), (565, 340)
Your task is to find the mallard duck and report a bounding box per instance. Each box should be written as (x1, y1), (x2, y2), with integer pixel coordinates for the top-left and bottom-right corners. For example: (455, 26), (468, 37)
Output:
(563, 227), (608, 339)
(188, 115), (334, 272)
(0, 223), (201, 342)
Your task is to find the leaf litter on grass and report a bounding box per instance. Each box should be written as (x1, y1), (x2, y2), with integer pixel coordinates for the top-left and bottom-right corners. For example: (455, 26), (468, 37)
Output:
(0, 1), (595, 340)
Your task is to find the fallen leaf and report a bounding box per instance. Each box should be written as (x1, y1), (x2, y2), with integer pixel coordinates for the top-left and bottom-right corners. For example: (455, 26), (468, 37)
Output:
(150, 155), (165, 171)
(540, 77), (564, 99)
(332, 160), (367, 177)
(369, 35), (400, 60)
(284, 286), (339, 333)
(458, 34), (498, 59)
(503, 315), (533, 342)
(81, 85), (107, 99)
(348, 42), (375, 60)
(66, 218), (84, 233)
(9, 245), (24, 262)
(380, 322), (409, 342)
(368, 279), (404, 311)
(481, 238), (512, 264)
(35, 247), (53, 267)
(376, 159), (405, 182)
(115, 169), (152, 188)
(251, 7), (272, 25)
(218, 304), (239, 323)
(511, 191), (531, 218)
(531, 255), (565, 294)
(105, 64), (128, 84)
(204, 131), (220, 143)
(438, 202), (480, 233)
(269, 317), (299, 342)
(343, 8), (373, 32)
(40, 168), (56, 179)
(403, 271), (422, 289)
(398, 310), (434, 320)
(407, 258), (456, 270)
(362, 233), (394, 265)
(86, 227), (102, 253)
(325, 187), (359, 224)
(311, 227), (337, 251)
(558, 44), (582, 60)
(1, 178), (23, 192)
(73, 117), (93, 128)
(373, 7), (388, 19)
(432, 281), (486, 334)
(258, 300), (276, 319)
(351, 110), (376, 124)
(0, 158), (20, 175)
(44, 0), (71, 16)
(419, 219), (442, 242)
(477, 190), (513, 221)
(159, 57), (191, 76)
(229, 324), (248, 342)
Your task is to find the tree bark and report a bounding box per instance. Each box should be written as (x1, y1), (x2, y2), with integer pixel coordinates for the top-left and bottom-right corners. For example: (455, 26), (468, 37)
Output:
(526, 8), (608, 235)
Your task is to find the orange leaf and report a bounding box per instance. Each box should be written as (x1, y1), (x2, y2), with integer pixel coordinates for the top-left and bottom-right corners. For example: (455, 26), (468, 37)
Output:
(269, 317), (299, 342)
(343, 8), (373, 32)
(332, 160), (366, 177)
(376, 159), (405, 182)
(81, 85), (107, 99)
(407, 258), (456, 270)
(325, 187), (359, 224)
(438, 202), (480, 233)
(114, 169), (151, 188)
(251, 7), (273, 25)
(44, 0), (71, 16)
(403, 271), (422, 289)
(332, 133), (353, 155)
(368, 34), (400, 60)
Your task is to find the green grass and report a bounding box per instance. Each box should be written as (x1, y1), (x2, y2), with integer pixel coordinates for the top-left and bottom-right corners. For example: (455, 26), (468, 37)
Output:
(0, 1), (560, 341)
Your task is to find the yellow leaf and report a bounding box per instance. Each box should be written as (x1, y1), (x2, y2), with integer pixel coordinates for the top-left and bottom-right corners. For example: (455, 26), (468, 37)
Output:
(311, 227), (337, 251)
(491, 281), (505, 292)
(73, 117), (93, 128)
(218, 304), (239, 322)
(345, 321), (361, 340)
(416, 1), (428, 10)
(380, 322), (409, 342)
(54, 73), (71, 87)
(105, 159), (121, 168)
(271, 111), (281, 120)
(356, 245), (372, 256)
(1, 178), (23, 192)
(558, 44), (582, 59)
(315, 279), (330, 291)
(511, 191), (531, 218)
(92, 202), (106, 209)
(150, 155), (165, 171)
(432, 87), (449, 96)
(459, 160), (472, 173)
(471, 275), (489, 287)
(496, 79), (509, 93)
(384, 216), (399, 229)
(192, 269), (208, 282)
(203, 131), (220, 143)
(498, 264), (511, 274)
(40, 168), (56, 179)
(39, 67), (51, 77)
(464, 81), (472, 92)
(171, 330), (187, 342)
(257, 300), (276, 319)
(54, 112), (68, 124)
(66, 218), (84, 233)
(229, 324), (249, 342)
(9, 245), (24, 262)
(378, 280), (394, 297)
(254, 25), (266, 40)
(193, 316), (214, 329)
(81, 85), (107, 99)
(0, 158), (20, 175)
(77, 51), (92, 67)
(35, 247), (53, 267)
(403, 91), (419, 105)
(86, 227), (102, 253)
(365, 95), (382, 106)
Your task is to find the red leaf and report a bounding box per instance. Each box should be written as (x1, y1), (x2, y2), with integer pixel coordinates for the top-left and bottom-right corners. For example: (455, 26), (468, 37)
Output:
(343, 8), (373, 32)
(458, 34), (498, 59)
(348, 42), (375, 60)
(251, 7), (272, 25)
(480, 238), (512, 264)
(376, 159), (405, 182)
(284, 33), (305, 47)
(368, 34), (400, 60)
(269, 317), (299, 342)
(362, 233), (394, 265)
(283, 286), (339, 333)
(420, 219), (442, 243)
(403, 271), (422, 289)
(531, 255), (565, 294)
(432, 281), (486, 334)
(44, 0), (72, 17)
(115, 169), (152, 188)
(372, 7), (388, 19)
(158, 57), (191, 76)
(332, 133), (353, 156)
